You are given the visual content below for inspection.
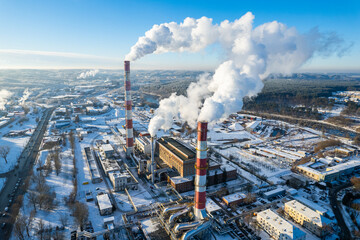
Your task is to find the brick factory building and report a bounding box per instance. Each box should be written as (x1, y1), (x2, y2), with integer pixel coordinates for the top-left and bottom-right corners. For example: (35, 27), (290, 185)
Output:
(158, 137), (196, 177)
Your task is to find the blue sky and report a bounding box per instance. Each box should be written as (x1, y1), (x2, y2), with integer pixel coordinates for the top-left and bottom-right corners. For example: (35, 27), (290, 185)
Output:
(0, 0), (359, 72)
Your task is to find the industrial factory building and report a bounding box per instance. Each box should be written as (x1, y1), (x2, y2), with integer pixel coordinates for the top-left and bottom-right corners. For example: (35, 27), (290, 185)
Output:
(169, 163), (237, 193)
(135, 135), (152, 155)
(108, 170), (138, 191)
(100, 144), (115, 158)
(158, 137), (196, 177)
(156, 136), (237, 193)
(257, 209), (306, 240)
(96, 151), (121, 176)
(285, 200), (331, 237)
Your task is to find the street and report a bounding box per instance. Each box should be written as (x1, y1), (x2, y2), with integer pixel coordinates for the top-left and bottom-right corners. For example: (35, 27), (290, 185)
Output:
(329, 182), (352, 240)
(0, 107), (54, 239)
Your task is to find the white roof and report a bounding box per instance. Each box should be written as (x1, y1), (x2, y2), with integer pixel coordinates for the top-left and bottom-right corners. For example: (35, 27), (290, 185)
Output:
(263, 187), (285, 197)
(222, 192), (246, 203)
(206, 198), (221, 213)
(170, 176), (193, 184)
(102, 144), (114, 152)
(229, 122), (244, 131)
(293, 196), (328, 215)
(103, 216), (115, 223)
(257, 209), (305, 239)
(324, 160), (360, 174)
(285, 200), (331, 227)
(109, 171), (131, 179)
(96, 194), (112, 210)
(246, 120), (260, 130)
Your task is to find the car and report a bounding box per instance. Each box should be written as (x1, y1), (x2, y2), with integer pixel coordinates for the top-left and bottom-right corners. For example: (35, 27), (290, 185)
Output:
(1, 222), (6, 229)
(4, 207), (9, 212)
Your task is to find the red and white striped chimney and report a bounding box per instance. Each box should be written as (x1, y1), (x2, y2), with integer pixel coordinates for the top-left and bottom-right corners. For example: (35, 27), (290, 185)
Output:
(124, 61), (134, 155)
(194, 121), (208, 220)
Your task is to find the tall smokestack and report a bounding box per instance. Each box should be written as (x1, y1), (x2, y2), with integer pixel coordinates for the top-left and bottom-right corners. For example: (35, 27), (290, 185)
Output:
(124, 61), (134, 155)
(194, 121), (208, 220)
(151, 136), (155, 184)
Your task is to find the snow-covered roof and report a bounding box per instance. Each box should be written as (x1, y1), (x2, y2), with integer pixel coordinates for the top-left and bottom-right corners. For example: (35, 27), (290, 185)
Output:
(96, 194), (112, 210)
(222, 192), (246, 204)
(263, 187), (285, 198)
(206, 198), (221, 213)
(101, 144), (114, 152)
(229, 122), (244, 131)
(293, 196), (328, 215)
(246, 121), (260, 130)
(285, 200), (331, 228)
(257, 209), (306, 239)
(170, 176), (193, 184)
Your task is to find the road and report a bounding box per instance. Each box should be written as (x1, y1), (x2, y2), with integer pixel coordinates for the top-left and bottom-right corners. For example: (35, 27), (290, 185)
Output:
(329, 183), (352, 240)
(0, 107), (54, 239)
(242, 111), (358, 136)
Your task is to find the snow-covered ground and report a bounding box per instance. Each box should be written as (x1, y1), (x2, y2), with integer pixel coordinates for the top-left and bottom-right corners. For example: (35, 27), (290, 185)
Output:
(0, 108), (42, 173)
(318, 104), (345, 119)
(0, 177), (6, 192)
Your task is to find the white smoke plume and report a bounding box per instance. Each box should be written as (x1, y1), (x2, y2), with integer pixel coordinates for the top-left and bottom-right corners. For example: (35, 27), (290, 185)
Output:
(19, 88), (31, 106)
(0, 89), (13, 110)
(77, 69), (99, 79)
(125, 12), (349, 136)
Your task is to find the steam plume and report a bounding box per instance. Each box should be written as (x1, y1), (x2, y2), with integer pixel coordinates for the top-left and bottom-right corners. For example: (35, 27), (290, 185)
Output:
(0, 89), (13, 110)
(19, 88), (31, 106)
(125, 12), (349, 136)
(77, 69), (99, 79)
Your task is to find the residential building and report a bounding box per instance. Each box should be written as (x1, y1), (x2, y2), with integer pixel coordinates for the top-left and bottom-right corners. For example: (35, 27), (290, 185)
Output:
(284, 200), (331, 237)
(297, 160), (360, 182)
(257, 209), (306, 240)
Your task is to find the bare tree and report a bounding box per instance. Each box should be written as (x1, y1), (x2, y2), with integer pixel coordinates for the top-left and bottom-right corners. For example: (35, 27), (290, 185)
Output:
(36, 219), (45, 240)
(54, 149), (62, 176)
(59, 212), (69, 229)
(27, 190), (38, 211)
(0, 145), (10, 163)
(13, 214), (27, 240)
(73, 202), (89, 227)
(53, 231), (65, 240)
(244, 193), (256, 204)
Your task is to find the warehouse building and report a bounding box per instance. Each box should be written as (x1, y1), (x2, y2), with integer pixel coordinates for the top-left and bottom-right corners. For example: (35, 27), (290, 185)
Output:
(97, 193), (113, 216)
(263, 187), (286, 200)
(222, 192), (246, 207)
(83, 147), (102, 183)
(257, 209), (306, 240)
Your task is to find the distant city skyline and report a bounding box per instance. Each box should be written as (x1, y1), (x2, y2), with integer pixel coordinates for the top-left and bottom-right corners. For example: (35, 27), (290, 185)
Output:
(0, 0), (359, 72)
